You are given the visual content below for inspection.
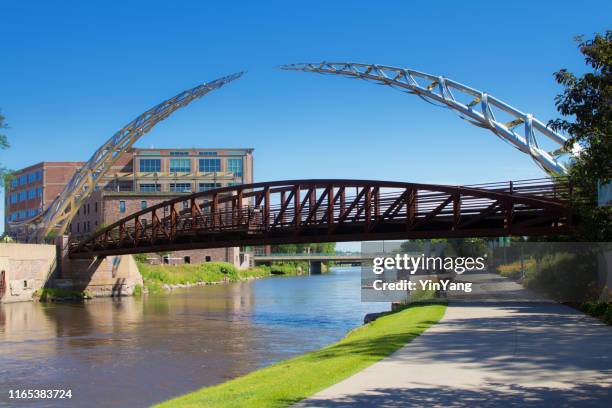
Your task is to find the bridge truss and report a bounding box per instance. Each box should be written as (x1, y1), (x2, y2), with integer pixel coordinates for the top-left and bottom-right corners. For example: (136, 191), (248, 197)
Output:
(69, 178), (574, 258)
(11, 72), (244, 242)
(281, 62), (577, 176)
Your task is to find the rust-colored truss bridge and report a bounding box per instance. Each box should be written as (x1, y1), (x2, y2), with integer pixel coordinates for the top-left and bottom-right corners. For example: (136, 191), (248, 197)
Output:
(69, 178), (575, 258)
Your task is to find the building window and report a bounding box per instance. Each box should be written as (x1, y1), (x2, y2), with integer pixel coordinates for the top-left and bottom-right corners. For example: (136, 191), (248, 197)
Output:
(19, 191), (26, 202)
(139, 159), (161, 172)
(27, 189), (35, 199)
(118, 182), (134, 192)
(169, 183), (192, 193)
(119, 200), (126, 213)
(227, 158), (243, 177)
(182, 201), (189, 209)
(141, 200), (147, 210)
(169, 151), (189, 156)
(139, 183), (161, 192)
(169, 158), (191, 173)
(37, 170), (43, 181)
(198, 183), (221, 192)
(10, 193), (17, 204)
(19, 175), (27, 185)
(27, 173), (36, 184)
(198, 158), (221, 173)
(11, 178), (18, 188)
(37, 187), (43, 198)
(198, 151), (218, 156)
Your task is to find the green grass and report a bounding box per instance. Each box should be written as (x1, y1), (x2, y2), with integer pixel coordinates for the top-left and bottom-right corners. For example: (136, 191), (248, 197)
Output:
(154, 302), (446, 408)
(35, 288), (92, 302)
(137, 262), (305, 293)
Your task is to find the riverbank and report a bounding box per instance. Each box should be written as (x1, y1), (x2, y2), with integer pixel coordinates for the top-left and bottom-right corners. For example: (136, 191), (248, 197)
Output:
(137, 261), (309, 293)
(34, 288), (93, 302)
(154, 301), (446, 408)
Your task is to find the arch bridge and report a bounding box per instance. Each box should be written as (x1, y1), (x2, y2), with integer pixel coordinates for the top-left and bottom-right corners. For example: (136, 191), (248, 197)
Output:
(69, 178), (575, 258)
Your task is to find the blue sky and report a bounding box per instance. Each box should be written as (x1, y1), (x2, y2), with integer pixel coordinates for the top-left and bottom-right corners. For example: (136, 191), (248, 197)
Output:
(1, 0), (610, 240)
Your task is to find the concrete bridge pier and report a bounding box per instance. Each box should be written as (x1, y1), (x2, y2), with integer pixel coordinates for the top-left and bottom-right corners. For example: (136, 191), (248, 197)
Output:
(55, 236), (143, 297)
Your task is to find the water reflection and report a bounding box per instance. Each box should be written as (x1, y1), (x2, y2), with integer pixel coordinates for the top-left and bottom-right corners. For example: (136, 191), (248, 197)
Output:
(0, 267), (380, 407)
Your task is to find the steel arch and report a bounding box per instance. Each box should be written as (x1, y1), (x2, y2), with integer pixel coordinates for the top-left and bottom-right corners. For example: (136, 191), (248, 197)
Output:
(280, 62), (577, 176)
(11, 71), (244, 242)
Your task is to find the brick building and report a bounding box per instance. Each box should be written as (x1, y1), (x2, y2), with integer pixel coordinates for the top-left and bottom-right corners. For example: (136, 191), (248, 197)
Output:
(5, 148), (254, 267)
(5, 161), (84, 226)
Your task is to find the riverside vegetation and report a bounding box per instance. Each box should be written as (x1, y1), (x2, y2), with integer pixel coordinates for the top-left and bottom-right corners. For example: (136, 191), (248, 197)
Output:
(136, 260), (310, 293)
(33, 259), (311, 301)
(34, 288), (92, 302)
(155, 299), (446, 408)
(496, 252), (612, 325)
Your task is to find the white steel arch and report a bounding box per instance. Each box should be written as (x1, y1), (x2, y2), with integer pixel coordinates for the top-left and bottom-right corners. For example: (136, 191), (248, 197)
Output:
(12, 71), (244, 242)
(281, 62), (577, 176)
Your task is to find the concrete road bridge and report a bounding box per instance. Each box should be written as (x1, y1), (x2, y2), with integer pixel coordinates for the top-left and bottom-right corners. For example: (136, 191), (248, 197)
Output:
(253, 253), (374, 274)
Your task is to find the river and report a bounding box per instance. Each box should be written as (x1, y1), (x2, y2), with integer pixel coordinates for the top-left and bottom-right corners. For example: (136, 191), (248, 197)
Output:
(0, 266), (382, 407)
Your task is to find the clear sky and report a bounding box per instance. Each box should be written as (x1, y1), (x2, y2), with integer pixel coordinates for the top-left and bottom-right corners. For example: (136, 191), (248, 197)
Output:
(1, 0), (610, 241)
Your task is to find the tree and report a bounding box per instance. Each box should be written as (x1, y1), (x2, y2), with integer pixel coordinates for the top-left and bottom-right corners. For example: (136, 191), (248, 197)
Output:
(549, 32), (612, 241)
(270, 242), (336, 254)
(0, 110), (11, 188)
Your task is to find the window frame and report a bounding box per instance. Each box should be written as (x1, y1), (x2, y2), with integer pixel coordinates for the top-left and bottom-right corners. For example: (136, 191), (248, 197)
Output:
(169, 158), (191, 173)
(139, 158), (161, 173)
(198, 158), (221, 173)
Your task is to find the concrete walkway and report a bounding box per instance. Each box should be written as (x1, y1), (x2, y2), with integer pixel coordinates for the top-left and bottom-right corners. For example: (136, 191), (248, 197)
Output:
(295, 273), (612, 407)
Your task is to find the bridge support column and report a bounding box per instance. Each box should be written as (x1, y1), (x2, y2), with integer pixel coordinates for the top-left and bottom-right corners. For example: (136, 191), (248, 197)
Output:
(310, 261), (322, 275)
(55, 237), (143, 297)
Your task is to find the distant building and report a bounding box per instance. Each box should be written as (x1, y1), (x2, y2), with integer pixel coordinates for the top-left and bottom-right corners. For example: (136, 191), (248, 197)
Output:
(5, 161), (84, 227)
(5, 148), (254, 267)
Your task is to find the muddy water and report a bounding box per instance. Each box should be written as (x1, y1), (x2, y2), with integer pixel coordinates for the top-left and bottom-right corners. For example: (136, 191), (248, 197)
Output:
(0, 267), (380, 407)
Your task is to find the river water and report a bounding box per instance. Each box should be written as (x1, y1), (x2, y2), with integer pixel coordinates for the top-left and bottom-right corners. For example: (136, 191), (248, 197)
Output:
(0, 267), (381, 407)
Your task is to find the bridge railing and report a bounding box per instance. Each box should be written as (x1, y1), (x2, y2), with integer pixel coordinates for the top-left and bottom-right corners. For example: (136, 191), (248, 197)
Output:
(69, 178), (574, 256)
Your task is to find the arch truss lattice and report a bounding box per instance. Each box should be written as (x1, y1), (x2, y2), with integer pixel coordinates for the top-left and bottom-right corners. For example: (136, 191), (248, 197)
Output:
(281, 62), (577, 176)
(11, 72), (244, 242)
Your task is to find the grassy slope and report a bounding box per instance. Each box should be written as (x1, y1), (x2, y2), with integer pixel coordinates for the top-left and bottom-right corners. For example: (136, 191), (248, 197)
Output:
(137, 262), (305, 293)
(155, 302), (446, 408)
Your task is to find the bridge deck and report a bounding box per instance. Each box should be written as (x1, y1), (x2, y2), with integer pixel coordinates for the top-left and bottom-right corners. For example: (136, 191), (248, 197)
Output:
(69, 178), (575, 258)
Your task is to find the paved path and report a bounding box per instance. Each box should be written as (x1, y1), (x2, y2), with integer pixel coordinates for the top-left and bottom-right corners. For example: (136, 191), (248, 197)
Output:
(295, 272), (612, 407)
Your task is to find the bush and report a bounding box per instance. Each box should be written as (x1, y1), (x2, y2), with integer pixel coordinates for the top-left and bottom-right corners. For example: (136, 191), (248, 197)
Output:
(581, 301), (612, 325)
(133, 253), (148, 263)
(523, 252), (599, 302)
(496, 259), (537, 279)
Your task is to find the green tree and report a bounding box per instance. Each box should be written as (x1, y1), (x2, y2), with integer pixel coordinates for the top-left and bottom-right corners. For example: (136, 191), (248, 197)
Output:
(0, 110), (11, 187)
(549, 31), (612, 240)
(271, 242), (336, 254)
